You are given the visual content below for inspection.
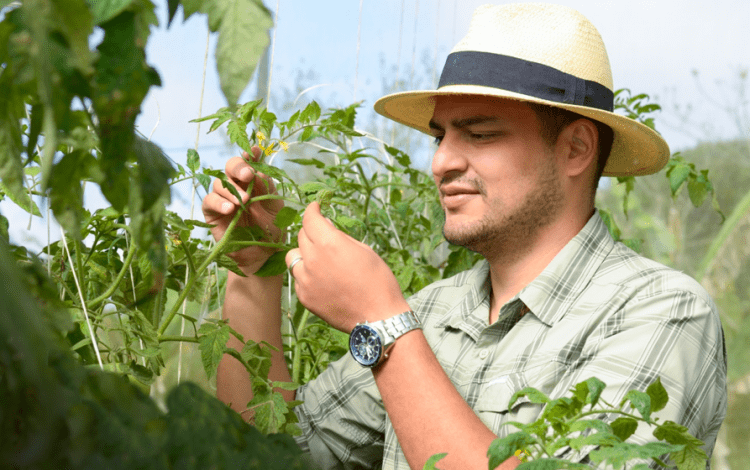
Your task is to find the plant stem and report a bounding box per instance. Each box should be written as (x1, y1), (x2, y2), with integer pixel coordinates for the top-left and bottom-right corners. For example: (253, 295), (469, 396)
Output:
(157, 208), (244, 337)
(291, 308), (312, 383)
(159, 335), (199, 343)
(89, 244), (138, 310)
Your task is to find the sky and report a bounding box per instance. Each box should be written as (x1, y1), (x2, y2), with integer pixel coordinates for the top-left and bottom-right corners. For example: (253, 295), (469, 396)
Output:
(4, 0), (750, 249)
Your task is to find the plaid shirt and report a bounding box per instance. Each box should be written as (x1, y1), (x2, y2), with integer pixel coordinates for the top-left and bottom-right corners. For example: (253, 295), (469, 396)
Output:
(294, 212), (727, 469)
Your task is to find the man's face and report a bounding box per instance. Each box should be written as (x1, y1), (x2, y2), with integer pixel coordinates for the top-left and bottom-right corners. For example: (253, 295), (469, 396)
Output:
(429, 96), (565, 256)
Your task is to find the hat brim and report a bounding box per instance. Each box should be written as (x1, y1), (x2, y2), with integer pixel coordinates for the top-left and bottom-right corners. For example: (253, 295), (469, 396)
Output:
(374, 85), (670, 177)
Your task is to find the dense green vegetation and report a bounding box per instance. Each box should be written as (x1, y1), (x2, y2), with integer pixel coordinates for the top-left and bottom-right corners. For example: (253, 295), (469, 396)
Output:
(1, 0), (744, 468)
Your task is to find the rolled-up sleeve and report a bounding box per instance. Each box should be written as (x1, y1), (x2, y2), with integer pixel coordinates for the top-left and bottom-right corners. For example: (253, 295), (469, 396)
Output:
(294, 353), (386, 470)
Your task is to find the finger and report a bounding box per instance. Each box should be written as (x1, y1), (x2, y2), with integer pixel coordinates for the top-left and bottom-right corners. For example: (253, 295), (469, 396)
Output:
(297, 225), (313, 257)
(285, 248), (304, 277)
(301, 202), (340, 244)
(225, 156), (256, 188)
(211, 174), (250, 206)
(201, 191), (236, 220)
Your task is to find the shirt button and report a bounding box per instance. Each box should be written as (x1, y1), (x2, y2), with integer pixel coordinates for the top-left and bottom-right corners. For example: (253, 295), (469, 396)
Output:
(479, 349), (489, 360)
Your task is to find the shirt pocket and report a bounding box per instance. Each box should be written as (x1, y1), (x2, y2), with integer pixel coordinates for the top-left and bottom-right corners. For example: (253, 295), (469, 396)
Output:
(473, 361), (562, 436)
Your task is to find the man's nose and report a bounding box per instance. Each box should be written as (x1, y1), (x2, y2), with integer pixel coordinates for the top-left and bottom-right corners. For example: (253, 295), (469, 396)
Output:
(431, 132), (468, 181)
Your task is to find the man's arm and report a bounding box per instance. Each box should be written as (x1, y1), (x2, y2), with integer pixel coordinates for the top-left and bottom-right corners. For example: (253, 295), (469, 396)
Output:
(286, 202), (519, 470)
(203, 148), (293, 412)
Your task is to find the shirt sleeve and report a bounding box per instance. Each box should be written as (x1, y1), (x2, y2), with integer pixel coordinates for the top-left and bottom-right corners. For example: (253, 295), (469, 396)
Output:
(293, 352), (386, 470)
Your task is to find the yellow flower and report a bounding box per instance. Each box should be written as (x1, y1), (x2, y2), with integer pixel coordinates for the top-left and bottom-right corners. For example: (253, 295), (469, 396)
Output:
(255, 131), (266, 142)
(279, 140), (289, 152)
(264, 143), (274, 156)
(514, 449), (530, 462)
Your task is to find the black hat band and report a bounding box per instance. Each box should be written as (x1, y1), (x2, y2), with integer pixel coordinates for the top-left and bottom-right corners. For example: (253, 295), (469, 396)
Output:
(438, 51), (614, 112)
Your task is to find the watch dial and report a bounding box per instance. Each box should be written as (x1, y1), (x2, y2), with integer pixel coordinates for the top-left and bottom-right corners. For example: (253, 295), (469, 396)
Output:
(350, 325), (382, 367)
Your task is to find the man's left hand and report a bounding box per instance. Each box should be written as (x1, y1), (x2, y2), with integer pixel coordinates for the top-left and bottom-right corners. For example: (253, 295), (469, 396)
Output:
(285, 202), (410, 332)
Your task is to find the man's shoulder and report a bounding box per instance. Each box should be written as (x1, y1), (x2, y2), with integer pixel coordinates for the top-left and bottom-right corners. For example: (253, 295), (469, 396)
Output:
(596, 241), (714, 307)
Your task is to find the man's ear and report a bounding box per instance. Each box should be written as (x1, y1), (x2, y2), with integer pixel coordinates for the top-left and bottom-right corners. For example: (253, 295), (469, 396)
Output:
(558, 118), (598, 178)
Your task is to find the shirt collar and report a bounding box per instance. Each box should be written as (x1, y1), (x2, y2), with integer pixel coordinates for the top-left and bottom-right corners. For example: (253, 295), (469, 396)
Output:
(434, 211), (614, 335)
(518, 210), (614, 326)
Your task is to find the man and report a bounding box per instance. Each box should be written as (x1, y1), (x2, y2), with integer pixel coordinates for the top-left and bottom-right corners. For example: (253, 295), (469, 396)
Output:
(202, 4), (726, 469)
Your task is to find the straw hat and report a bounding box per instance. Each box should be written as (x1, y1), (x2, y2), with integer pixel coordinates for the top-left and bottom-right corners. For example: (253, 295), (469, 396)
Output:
(374, 3), (670, 177)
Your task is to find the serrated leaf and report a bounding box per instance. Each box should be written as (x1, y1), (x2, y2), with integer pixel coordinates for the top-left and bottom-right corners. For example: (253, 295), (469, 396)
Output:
(228, 119), (252, 153)
(487, 432), (537, 470)
(668, 163), (691, 196)
(509, 387), (550, 408)
(623, 389), (652, 422)
(198, 321), (230, 379)
(569, 431), (620, 450)
(273, 207), (298, 229)
(254, 250), (289, 277)
(87, 0), (133, 25)
(187, 149), (200, 173)
(584, 377), (605, 406)
(687, 179), (708, 207)
(590, 442), (683, 468)
(646, 377), (669, 413)
(195, 173), (211, 192)
(652, 419), (707, 470)
(249, 391), (289, 434)
(299, 126), (314, 142)
(611, 417), (638, 441)
(300, 101), (321, 123)
(272, 381), (299, 391)
(200, 0), (273, 105)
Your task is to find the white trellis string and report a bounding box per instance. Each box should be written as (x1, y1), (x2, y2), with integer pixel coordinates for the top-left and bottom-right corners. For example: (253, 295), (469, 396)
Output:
(148, 99), (160, 141)
(177, 27), (211, 385)
(409, 0), (419, 90)
(60, 226), (104, 369)
(433, 0), (440, 88)
(353, 0), (364, 102)
(452, 0), (458, 44)
(266, 0), (282, 107)
(390, 0), (407, 146)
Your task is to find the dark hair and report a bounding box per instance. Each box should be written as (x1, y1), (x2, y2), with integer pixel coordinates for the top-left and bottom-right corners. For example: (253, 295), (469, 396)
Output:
(526, 102), (614, 192)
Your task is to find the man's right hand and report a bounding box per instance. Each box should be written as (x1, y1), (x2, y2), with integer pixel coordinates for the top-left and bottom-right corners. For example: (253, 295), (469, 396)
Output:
(202, 146), (284, 275)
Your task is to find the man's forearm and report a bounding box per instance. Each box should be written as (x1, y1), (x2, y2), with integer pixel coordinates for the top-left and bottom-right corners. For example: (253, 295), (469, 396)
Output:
(372, 330), (520, 470)
(216, 271), (293, 414)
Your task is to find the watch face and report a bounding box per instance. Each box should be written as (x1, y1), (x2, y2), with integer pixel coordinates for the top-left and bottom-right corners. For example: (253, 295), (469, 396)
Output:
(349, 324), (382, 367)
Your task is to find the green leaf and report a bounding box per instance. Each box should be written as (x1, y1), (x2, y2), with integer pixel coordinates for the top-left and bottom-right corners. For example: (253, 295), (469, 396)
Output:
(198, 321), (230, 379)
(422, 453), (448, 470)
(589, 442), (683, 468)
(646, 377), (669, 413)
(0, 181), (41, 217)
(610, 417), (638, 441)
(487, 432), (537, 470)
(254, 250), (289, 277)
(198, 0), (273, 105)
(228, 119), (252, 153)
(653, 421), (707, 470)
(509, 387), (550, 408)
(300, 101), (321, 123)
(687, 178), (708, 207)
(667, 160), (691, 196)
(87, 0), (134, 25)
(187, 148), (200, 173)
(249, 391), (289, 434)
(517, 460), (588, 470)
(288, 158), (326, 169)
(622, 389), (652, 422)
(569, 431), (620, 450)
(273, 207), (299, 230)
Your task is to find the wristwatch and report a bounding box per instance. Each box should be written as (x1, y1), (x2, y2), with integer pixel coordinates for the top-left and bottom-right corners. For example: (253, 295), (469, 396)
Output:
(349, 310), (421, 367)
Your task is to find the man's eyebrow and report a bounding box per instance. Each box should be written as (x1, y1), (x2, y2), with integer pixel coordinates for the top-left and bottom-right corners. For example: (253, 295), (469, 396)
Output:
(428, 115), (500, 131)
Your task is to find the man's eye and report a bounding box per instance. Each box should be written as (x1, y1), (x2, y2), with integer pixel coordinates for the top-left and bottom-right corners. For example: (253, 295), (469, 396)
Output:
(470, 133), (495, 140)
(433, 135), (444, 145)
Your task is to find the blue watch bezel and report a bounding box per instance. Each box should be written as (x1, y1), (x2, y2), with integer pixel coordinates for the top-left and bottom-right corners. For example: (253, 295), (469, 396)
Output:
(349, 323), (383, 367)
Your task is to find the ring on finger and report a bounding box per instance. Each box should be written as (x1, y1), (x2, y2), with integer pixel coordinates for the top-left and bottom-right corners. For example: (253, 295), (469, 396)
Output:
(288, 256), (303, 276)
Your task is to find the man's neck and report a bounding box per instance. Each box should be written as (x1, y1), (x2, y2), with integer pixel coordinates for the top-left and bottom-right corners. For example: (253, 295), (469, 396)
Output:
(485, 210), (593, 323)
